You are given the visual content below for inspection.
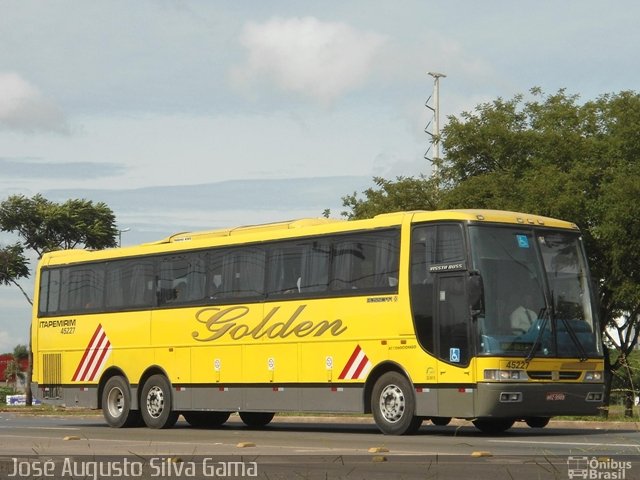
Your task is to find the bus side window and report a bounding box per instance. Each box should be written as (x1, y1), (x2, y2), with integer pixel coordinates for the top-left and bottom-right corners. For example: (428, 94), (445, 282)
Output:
(267, 242), (304, 296)
(374, 233), (400, 290)
(331, 239), (362, 291)
(106, 259), (155, 309)
(219, 247), (266, 300)
(206, 251), (225, 299)
(411, 226), (436, 353)
(330, 230), (400, 293)
(299, 240), (330, 293)
(39, 269), (61, 315)
(158, 253), (206, 305)
(58, 265), (105, 313)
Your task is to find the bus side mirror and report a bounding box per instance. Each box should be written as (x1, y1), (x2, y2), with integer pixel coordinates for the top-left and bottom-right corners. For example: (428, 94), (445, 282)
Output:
(468, 271), (485, 318)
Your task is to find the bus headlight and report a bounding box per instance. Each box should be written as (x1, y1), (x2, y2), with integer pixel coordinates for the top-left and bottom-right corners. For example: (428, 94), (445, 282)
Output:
(484, 369), (528, 381)
(584, 371), (603, 382)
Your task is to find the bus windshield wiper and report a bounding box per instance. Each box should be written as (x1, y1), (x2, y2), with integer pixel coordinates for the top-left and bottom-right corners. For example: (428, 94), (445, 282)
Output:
(558, 315), (588, 362)
(525, 305), (548, 362)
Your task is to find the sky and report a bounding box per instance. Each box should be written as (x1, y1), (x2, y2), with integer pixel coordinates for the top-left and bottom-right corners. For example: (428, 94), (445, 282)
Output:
(1, 0), (639, 352)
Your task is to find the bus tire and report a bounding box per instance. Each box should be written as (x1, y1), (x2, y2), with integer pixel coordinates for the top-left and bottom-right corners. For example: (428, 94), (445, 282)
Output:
(525, 417), (550, 428)
(239, 412), (275, 428)
(371, 372), (421, 435)
(102, 376), (141, 428)
(183, 411), (231, 428)
(472, 418), (515, 434)
(430, 416), (452, 426)
(140, 374), (179, 429)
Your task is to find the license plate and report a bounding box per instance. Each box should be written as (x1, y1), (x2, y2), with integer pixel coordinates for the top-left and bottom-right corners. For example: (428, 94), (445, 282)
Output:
(546, 392), (566, 401)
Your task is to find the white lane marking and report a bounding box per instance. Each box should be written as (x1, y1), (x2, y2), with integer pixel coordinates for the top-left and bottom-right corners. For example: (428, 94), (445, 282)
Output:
(489, 439), (640, 448)
(0, 426), (81, 430)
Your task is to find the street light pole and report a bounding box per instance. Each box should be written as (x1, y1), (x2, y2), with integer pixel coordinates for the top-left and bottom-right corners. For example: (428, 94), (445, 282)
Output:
(427, 71), (446, 176)
(118, 228), (130, 247)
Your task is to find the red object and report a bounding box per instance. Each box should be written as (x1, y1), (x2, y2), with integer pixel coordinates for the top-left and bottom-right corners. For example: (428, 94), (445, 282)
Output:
(0, 354), (29, 380)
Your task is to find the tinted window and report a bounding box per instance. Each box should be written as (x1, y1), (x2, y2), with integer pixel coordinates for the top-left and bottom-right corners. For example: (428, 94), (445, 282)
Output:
(57, 265), (105, 313)
(158, 253), (207, 305)
(267, 242), (305, 297)
(330, 230), (399, 293)
(411, 223), (465, 354)
(437, 275), (469, 364)
(38, 228), (400, 316)
(216, 247), (266, 300)
(105, 259), (155, 309)
(300, 239), (330, 293)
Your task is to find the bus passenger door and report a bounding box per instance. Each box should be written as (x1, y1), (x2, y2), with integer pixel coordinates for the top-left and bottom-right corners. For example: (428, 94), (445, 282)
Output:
(435, 274), (475, 417)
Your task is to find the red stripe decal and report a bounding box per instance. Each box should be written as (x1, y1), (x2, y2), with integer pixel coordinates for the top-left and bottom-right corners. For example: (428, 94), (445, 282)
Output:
(78, 331), (107, 381)
(351, 355), (369, 379)
(338, 345), (362, 380)
(71, 324), (103, 381)
(86, 339), (111, 381)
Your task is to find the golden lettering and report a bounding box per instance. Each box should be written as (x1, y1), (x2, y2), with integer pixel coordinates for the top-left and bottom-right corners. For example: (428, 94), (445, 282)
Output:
(309, 319), (348, 337)
(263, 305), (305, 338)
(192, 304), (347, 342)
(193, 306), (250, 341)
(291, 320), (314, 336)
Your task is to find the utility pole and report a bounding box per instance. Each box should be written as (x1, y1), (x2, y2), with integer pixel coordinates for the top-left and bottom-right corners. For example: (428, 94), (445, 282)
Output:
(426, 71), (446, 176)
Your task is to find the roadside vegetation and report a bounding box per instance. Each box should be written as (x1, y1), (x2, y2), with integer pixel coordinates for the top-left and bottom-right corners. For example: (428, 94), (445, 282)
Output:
(341, 88), (640, 416)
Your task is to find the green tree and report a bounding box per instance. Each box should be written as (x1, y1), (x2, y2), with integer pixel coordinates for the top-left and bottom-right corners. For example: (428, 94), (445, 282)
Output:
(0, 194), (119, 405)
(4, 345), (28, 393)
(0, 194), (118, 257)
(0, 244), (30, 304)
(341, 175), (441, 220)
(12, 344), (28, 361)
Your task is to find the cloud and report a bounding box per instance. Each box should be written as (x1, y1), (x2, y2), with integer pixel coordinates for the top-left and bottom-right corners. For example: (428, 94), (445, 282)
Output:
(231, 17), (386, 104)
(0, 330), (13, 354)
(0, 157), (126, 179)
(0, 72), (68, 133)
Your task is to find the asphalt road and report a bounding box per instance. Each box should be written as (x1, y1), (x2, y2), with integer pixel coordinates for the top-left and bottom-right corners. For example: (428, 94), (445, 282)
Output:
(0, 413), (639, 479)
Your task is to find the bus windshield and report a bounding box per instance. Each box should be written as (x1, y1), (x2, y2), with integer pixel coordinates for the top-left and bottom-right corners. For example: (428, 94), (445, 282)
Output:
(469, 225), (602, 358)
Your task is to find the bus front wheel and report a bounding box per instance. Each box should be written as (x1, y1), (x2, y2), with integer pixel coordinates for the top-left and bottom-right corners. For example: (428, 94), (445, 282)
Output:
(140, 374), (179, 429)
(239, 412), (275, 428)
(371, 372), (422, 435)
(525, 417), (550, 428)
(102, 376), (141, 428)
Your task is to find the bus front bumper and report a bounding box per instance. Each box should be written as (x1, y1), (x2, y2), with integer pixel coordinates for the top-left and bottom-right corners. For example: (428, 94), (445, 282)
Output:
(474, 382), (605, 418)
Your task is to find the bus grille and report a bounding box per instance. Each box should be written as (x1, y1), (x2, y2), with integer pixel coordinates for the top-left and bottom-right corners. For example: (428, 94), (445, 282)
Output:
(42, 353), (62, 399)
(527, 371), (581, 381)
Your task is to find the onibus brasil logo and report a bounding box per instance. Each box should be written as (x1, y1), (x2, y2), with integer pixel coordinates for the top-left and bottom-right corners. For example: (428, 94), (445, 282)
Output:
(567, 456), (632, 479)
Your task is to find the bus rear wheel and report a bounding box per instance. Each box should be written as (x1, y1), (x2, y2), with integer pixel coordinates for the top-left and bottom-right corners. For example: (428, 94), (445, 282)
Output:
(472, 418), (515, 434)
(372, 372), (422, 435)
(140, 374), (179, 429)
(239, 412), (275, 428)
(102, 376), (140, 428)
(183, 411), (231, 428)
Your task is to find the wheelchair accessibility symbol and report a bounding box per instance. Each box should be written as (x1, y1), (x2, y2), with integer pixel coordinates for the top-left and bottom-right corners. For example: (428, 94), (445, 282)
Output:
(449, 348), (461, 363)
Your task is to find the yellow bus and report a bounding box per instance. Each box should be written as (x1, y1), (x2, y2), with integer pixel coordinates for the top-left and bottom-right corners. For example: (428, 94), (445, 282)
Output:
(32, 210), (604, 434)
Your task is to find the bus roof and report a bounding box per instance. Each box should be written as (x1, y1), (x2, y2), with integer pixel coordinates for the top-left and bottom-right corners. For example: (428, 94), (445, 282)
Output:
(39, 209), (578, 266)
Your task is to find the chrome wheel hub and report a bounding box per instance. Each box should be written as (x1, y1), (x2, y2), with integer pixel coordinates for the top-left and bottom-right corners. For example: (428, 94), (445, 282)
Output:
(379, 384), (405, 423)
(146, 386), (165, 418)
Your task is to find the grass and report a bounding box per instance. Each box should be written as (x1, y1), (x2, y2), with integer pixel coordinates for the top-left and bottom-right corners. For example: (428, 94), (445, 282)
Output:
(0, 404), (98, 415)
(559, 405), (640, 422)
